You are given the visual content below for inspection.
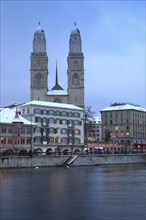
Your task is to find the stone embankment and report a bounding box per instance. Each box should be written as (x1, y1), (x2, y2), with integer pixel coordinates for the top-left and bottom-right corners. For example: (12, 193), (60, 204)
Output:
(0, 154), (146, 169)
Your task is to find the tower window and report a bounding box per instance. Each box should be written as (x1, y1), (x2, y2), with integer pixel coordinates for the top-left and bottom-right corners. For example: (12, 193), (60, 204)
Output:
(73, 60), (79, 70)
(72, 73), (79, 87)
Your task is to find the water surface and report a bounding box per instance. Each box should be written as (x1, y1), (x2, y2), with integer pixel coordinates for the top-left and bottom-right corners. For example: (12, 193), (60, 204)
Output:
(0, 164), (146, 220)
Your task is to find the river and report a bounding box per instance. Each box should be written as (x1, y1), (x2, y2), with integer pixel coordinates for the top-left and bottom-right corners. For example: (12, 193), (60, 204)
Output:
(0, 164), (146, 220)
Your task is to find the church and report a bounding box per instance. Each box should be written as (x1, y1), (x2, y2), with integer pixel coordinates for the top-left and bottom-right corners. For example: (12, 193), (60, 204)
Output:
(30, 23), (85, 109)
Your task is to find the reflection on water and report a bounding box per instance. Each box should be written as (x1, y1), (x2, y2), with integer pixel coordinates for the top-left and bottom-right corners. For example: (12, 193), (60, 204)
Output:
(0, 164), (146, 220)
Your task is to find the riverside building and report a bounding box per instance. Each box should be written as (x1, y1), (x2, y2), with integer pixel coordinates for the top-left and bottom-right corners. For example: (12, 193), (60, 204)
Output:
(100, 103), (146, 152)
(0, 108), (35, 155)
(20, 100), (84, 155)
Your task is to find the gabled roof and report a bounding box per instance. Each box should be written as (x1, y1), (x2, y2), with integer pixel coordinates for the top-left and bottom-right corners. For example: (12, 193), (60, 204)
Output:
(0, 108), (35, 125)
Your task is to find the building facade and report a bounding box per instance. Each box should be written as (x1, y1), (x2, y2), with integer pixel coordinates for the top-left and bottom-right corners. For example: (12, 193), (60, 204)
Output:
(0, 108), (35, 155)
(100, 103), (146, 151)
(20, 100), (84, 155)
(30, 23), (84, 109)
(85, 116), (102, 143)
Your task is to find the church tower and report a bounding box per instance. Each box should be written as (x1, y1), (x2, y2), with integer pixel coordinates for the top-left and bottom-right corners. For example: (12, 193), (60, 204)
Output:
(67, 24), (84, 109)
(30, 23), (48, 101)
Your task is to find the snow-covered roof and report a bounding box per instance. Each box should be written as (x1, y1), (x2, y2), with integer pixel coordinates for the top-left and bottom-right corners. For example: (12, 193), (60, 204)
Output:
(21, 100), (83, 111)
(0, 108), (35, 125)
(47, 90), (68, 95)
(101, 104), (146, 112)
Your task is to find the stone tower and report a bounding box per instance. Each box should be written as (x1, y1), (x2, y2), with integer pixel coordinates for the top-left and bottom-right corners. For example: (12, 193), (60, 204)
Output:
(30, 23), (48, 101)
(67, 24), (84, 109)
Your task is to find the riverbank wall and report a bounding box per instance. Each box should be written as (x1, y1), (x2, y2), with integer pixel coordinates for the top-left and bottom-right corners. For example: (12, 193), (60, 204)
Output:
(0, 154), (146, 169)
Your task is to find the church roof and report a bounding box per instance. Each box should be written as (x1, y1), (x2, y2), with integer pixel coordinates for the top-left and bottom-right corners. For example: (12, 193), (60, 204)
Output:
(51, 84), (64, 90)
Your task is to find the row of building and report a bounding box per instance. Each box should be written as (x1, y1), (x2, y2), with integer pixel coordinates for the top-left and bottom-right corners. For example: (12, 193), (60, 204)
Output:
(0, 101), (146, 156)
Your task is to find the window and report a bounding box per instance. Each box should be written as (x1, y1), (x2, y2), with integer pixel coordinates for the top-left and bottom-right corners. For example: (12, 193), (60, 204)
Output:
(68, 112), (73, 117)
(49, 110), (54, 116)
(8, 138), (12, 144)
(74, 120), (81, 125)
(2, 127), (6, 133)
(61, 128), (68, 134)
(27, 128), (31, 134)
(34, 108), (41, 114)
(35, 117), (41, 123)
(56, 111), (61, 116)
(68, 119), (73, 126)
(61, 111), (68, 117)
(74, 112), (80, 118)
(8, 127), (13, 134)
(21, 139), (25, 144)
(21, 127), (25, 134)
(61, 137), (68, 144)
(27, 138), (31, 144)
(49, 128), (55, 134)
(72, 73), (79, 87)
(56, 118), (61, 124)
(43, 109), (48, 115)
(48, 118), (54, 124)
(74, 129), (80, 135)
(1, 138), (6, 144)
(60, 119), (67, 124)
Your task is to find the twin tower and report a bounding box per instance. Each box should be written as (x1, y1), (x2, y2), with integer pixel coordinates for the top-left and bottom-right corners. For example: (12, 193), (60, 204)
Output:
(30, 23), (84, 109)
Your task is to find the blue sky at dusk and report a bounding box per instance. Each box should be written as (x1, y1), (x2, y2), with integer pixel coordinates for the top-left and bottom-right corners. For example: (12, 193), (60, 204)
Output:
(1, 0), (145, 115)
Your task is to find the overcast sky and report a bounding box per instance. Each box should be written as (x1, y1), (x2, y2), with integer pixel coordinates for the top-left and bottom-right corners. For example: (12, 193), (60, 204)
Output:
(1, 0), (145, 115)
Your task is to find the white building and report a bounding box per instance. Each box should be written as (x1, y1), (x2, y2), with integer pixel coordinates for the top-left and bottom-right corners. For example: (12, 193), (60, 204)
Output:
(20, 100), (84, 155)
(100, 103), (146, 151)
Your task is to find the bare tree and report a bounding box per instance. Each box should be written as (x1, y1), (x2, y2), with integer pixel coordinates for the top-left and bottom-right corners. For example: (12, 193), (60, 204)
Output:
(84, 106), (96, 144)
(105, 129), (111, 142)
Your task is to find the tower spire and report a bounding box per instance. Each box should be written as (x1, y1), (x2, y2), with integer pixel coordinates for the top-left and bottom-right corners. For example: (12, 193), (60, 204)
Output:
(55, 61), (58, 85)
(51, 61), (64, 91)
